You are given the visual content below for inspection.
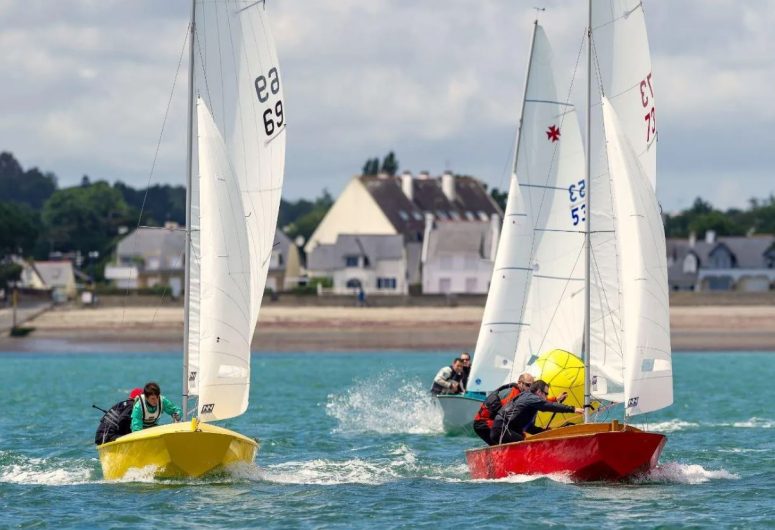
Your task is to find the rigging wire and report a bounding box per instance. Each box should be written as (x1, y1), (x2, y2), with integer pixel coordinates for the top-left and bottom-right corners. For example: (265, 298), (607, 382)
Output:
(119, 20), (191, 335)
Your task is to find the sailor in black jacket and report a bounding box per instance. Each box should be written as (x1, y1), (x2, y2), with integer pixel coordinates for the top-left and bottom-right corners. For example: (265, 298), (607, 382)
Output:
(491, 379), (584, 445)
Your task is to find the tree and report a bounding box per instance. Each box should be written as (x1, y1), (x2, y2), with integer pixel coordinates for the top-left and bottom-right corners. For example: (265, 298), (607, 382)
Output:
(362, 157), (379, 175)
(0, 202), (39, 255)
(489, 187), (507, 212)
(380, 151), (399, 176)
(0, 152), (57, 209)
(41, 181), (132, 257)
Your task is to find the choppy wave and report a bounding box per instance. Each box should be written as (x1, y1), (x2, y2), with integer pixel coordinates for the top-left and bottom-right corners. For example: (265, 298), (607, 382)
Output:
(326, 372), (443, 434)
(631, 419), (700, 433)
(726, 417), (774, 429)
(0, 452), (95, 486)
(636, 462), (739, 484)
(250, 444), (467, 485)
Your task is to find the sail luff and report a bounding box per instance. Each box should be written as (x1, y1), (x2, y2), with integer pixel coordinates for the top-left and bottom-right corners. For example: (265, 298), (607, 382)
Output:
(467, 22), (539, 393)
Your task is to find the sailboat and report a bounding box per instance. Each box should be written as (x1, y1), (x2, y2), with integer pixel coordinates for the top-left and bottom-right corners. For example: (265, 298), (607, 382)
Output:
(98, 0), (286, 480)
(435, 18), (585, 433)
(466, 0), (672, 481)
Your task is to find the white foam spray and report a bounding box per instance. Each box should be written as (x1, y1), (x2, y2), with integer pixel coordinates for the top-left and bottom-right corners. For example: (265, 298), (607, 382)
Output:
(326, 371), (443, 434)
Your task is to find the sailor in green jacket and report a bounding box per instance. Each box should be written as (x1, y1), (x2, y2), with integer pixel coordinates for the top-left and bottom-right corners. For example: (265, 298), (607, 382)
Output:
(131, 381), (183, 432)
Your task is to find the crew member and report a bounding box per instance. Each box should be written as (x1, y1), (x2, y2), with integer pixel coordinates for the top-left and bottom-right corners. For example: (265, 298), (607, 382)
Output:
(430, 358), (464, 395)
(491, 380), (583, 445)
(95, 388), (143, 445)
(472, 373), (534, 445)
(130, 382), (183, 432)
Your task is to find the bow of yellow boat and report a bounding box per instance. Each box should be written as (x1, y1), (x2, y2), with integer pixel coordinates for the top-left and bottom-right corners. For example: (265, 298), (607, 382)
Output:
(97, 421), (258, 480)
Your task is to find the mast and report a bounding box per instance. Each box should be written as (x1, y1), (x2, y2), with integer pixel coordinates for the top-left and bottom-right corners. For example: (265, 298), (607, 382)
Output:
(182, 0), (196, 420)
(583, 0), (592, 423)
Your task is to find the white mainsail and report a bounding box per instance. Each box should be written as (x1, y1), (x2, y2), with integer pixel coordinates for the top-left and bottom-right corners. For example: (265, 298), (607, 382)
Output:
(186, 1), (287, 421)
(469, 23), (585, 392)
(602, 97), (672, 416)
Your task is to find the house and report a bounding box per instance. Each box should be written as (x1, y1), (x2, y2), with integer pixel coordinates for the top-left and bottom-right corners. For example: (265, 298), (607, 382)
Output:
(421, 216), (499, 294)
(666, 232), (775, 291)
(306, 234), (406, 294)
(104, 223), (186, 296)
(106, 224), (297, 296)
(20, 260), (77, 301)
(305, 171), (502, 291)
(266, 230), (302, 292)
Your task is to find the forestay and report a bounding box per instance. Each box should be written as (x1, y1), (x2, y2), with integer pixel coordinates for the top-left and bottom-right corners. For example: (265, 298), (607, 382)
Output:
(602, 98), (672, 416)
(186, 1), (287, 421)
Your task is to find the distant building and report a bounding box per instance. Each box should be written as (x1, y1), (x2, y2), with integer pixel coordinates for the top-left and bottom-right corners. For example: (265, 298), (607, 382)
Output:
(105, 223), (186, 296)
(421, 215), (499, 294)
(305, 171), (502, 292)
(666, 231), (775, 291)
(266, 230), (302, 292)
(306, 234), (407, 295)
(105, 224), (297, 296)
(19, 260), (77, 301)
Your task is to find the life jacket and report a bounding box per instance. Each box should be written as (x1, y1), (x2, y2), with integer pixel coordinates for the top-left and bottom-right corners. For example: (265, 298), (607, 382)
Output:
(474, 386), (521, 426)
(138, 394), (164, 428)
(430, 366), (463, 395)
(94, 398), (135, 445)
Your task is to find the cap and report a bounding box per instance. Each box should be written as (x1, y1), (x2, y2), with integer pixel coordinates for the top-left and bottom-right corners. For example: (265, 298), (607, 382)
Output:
(129, 388), (143, 400)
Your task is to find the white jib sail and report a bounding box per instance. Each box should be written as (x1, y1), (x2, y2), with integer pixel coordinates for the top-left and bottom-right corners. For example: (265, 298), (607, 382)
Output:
(511, 24), (586, 374)
(187, 1), (287, 419)
(196, 99), (252, 421)
(602, 97), (672, 416)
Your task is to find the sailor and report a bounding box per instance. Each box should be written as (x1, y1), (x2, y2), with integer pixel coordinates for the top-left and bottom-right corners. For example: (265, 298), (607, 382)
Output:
(430, 358), (465, 395)
(491, 380), (583, 445)
(472, 373), (533, 445)
(459, 352), (472, 391)
(130, 382), (183, 432)
(94, 387), (143, 445)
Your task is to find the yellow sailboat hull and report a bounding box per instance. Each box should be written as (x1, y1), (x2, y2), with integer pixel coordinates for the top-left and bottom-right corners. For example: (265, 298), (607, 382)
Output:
(97, 422), (258, 480)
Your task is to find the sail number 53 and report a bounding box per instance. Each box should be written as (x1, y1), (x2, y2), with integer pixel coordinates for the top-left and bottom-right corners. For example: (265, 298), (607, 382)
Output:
(255, 67), (284, 136)
(568, 179), (586, 226)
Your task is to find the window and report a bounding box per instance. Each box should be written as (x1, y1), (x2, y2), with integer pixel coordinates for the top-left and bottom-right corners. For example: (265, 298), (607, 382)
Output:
(449, 210), (461, 220)
(439, 278), (451, 293)
(440, 255), (454, 270)
(465, 211), (475, 221)
(398, 210), (409, 221)
(683, 254), (697, 274)
(465, 277), (477, 292)
(412, 211), (424, 221)
(377, 277), (397, 289)
(345, 256), (359, 267)
(477, 211), (489, 221)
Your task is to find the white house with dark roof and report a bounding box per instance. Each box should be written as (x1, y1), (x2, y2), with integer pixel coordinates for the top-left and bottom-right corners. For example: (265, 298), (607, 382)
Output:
(305, 171), (502, 292)
(306, 234), (407, 295)
(421, 216), (499, 294)
(666, 232), (775, 291)
(19, 260), (77, 300)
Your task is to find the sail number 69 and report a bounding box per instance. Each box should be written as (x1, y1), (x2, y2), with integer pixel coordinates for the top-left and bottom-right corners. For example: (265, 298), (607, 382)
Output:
(255, 67), (283, 136)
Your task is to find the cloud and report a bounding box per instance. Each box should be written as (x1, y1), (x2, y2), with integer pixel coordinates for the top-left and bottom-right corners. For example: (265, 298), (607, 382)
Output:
(0, 0), (772, 211)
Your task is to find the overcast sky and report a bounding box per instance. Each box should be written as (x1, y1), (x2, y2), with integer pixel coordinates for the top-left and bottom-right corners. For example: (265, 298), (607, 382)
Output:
(1, 1), (773, 213)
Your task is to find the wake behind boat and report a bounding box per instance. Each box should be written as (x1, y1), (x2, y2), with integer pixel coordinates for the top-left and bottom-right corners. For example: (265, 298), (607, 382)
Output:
(97, 0), (286, 480)
(466, 1), (672, 482)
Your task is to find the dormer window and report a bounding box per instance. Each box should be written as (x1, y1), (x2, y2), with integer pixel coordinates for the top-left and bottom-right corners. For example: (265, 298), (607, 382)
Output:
(345, 255), (359, 268)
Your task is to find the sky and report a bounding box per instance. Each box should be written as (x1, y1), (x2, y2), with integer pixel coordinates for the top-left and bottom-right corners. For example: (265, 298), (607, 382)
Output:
(1, 0), (773, 213)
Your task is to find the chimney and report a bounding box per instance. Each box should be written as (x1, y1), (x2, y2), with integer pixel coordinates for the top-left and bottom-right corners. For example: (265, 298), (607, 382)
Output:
(401, 171), (413, 201)
(421, 212), (435, 264)
(688, 231), (696, 248)
(705, 230), (716, 244)
(489, 213), (501, 260)
(441, 171), (455, 202)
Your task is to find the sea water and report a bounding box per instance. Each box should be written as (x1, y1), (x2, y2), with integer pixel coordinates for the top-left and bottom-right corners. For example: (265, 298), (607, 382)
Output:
(0, 351), (773, 528)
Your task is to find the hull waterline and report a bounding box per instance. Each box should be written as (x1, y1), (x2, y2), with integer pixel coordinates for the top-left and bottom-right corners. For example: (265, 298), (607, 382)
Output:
(435, 393), (484, 433)
(97, 422), (258, 480)
(466, 421), (665, 481)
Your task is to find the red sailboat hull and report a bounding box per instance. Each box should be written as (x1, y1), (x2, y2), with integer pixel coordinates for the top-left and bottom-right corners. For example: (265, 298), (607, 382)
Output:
(466, 421), (666, 482)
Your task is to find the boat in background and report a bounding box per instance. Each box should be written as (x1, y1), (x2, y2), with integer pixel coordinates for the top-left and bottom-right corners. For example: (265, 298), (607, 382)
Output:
(98, 0), (286, 479)
(466, 1), (673, 481)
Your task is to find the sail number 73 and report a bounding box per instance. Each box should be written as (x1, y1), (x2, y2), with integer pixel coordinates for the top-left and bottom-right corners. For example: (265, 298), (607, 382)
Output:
(254, 66), (284, 136)
(640, 72), (656, 143)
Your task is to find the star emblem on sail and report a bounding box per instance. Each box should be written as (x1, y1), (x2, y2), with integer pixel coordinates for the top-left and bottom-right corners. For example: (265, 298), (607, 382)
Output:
(546, 124), (561, 142)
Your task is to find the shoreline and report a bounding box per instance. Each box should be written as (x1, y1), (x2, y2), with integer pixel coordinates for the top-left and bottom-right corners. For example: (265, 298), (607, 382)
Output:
(0, 305), (774, 353)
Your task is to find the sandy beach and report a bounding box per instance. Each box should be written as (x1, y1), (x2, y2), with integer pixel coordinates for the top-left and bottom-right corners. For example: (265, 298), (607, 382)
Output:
(2, 304), (774, 352)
